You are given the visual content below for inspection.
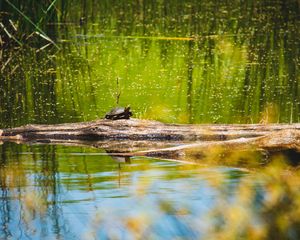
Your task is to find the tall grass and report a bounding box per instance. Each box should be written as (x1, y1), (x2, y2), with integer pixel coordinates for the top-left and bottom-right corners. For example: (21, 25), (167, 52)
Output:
(0, 0), (299, 128)
(0, 0), (59, 48)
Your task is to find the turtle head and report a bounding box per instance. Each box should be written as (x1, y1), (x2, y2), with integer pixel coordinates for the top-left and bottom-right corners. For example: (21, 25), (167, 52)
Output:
(125, 106), (132, 116)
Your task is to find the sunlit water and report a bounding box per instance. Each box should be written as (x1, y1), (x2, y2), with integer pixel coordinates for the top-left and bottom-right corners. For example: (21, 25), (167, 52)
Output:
(0, 143), (249, 239)
(1, 1), (299, 127)
(1, 1), (300, 239)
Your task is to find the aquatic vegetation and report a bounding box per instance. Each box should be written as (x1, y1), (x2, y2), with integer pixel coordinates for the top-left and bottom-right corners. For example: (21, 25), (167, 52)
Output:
(0, 0), (299, 126)
(0, 0), (299, 239)
(0, 0), (59, 48)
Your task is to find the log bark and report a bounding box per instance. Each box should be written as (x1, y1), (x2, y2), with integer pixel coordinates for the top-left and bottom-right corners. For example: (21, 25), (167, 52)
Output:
(1, 119), (300, 160)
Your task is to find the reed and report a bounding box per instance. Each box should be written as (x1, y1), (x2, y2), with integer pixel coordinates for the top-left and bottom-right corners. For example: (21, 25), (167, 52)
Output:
(1, 0), (59, 48)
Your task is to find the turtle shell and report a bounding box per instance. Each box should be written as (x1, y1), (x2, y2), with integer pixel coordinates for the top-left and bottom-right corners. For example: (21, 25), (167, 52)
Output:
(105, 107), (132, 120)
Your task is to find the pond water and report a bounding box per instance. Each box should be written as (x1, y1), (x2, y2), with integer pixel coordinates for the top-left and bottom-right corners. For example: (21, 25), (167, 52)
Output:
(0, 0), (300, 239)
(0, 1), (299, 127)
(0, 143), (250, 239)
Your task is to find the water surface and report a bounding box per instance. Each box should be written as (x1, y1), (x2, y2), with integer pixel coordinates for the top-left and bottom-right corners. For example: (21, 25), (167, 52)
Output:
(0, 0), (299, 127)
(0, 143), (249, 239)
(0, 1), (299, 239)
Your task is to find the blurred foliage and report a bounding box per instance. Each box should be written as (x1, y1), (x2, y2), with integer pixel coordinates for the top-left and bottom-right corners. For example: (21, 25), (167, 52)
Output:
(84, 152), (300, 239)
(205, 159), (300, 240)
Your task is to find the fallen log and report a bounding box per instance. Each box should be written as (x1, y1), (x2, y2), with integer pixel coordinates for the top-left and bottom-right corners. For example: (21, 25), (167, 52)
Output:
(134, 129), (300, 164)
(0, 119), (300, 161)
(1, 118), (300, 141)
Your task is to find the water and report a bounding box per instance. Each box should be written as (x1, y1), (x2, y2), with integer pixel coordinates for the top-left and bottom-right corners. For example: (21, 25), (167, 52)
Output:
(1, 143), (296, 239)
(0, 0), (299, 127)
(0, 143), (247, 239)
(1, 1), (300, 238)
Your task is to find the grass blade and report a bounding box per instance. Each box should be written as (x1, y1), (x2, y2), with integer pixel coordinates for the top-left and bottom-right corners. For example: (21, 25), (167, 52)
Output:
(0, 22), (22, 46)
(4, 0), (59, 49)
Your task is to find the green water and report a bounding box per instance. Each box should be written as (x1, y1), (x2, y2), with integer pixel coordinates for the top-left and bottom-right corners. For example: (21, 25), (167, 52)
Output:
(0, 0), (299, 127)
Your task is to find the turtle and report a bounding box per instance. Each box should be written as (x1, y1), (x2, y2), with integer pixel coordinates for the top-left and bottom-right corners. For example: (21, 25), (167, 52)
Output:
(105, 106), (132, 120)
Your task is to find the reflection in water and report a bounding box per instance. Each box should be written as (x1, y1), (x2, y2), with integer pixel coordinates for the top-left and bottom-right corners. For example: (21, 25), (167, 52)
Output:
(1, 1), (300, 239)
(0, 0), (299, 127)
(0, 143), (300, 239)
(0, 143), (248, 239)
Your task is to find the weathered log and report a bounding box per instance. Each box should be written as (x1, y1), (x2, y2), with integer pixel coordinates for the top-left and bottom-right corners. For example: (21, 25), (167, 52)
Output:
(134, 129), (300, 162)
(1, 118), (300, 141)
(1, 119), (300, 160)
